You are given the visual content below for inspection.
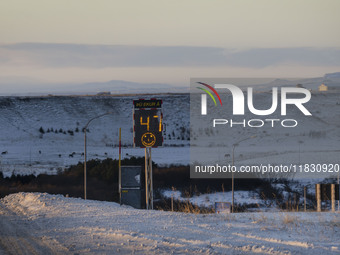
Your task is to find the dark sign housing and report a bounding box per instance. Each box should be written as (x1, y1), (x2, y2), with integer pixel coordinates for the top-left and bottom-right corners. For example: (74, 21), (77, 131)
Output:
(133, 99), (163, 148)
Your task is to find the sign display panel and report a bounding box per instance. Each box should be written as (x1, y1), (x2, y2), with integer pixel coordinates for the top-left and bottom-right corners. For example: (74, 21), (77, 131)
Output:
(133, 99), (162, 109)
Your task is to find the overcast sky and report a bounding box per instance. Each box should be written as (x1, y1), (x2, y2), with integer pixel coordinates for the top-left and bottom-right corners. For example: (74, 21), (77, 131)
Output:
(0, 0), (340, 90)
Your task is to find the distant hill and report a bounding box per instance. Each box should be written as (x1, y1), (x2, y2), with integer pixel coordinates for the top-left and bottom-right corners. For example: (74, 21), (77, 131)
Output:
(324, 72), (340, 80)
(0, 78), (187, 96)
(80, 80), (185, 94)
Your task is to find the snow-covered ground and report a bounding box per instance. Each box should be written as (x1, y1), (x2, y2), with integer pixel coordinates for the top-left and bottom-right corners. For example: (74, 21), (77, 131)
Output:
(0, 192), (339, 254)
(162, 190), (262, 208)
(161, 187), (340, 212)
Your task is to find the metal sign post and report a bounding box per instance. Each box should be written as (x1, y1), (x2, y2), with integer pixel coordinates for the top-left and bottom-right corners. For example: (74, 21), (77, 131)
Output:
(133, 99), (163, 210)
(119, 128), (122, 205)
(145, 147), (153, 209)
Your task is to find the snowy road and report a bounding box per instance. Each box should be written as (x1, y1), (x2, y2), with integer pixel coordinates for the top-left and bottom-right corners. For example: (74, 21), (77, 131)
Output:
(0, 193), (339, 254)
(0, 202), (67, 254)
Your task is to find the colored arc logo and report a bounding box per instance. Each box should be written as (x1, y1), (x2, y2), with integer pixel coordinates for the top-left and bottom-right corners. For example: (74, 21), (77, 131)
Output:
(196, 82), (223, 106)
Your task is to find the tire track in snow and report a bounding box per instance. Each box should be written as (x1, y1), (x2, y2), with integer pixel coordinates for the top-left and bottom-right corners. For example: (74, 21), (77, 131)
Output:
(0, 203), (69, 255)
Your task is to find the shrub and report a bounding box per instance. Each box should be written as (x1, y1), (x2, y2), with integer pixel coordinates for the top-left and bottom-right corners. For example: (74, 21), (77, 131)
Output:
(39, 127), (45, 134)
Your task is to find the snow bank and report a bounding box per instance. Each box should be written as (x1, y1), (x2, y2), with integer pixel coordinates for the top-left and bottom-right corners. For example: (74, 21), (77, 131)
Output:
(1, 192), (339, 254)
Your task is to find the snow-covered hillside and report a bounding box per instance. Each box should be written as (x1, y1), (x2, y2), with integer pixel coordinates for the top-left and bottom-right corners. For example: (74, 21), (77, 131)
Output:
(0, 192), (339, 254)
(0, 90), (339, 179)
(0, 95), (189, 176)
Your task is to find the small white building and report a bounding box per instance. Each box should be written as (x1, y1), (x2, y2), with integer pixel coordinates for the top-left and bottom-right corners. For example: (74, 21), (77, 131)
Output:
(318, 83), (328, 91)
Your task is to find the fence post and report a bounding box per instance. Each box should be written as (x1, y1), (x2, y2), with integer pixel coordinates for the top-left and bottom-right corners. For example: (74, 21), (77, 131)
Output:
(316, 184), (321, 212)
(331, 184), (335, 212)
(304, 186), (307, 212)
(171, 186), (174, 212)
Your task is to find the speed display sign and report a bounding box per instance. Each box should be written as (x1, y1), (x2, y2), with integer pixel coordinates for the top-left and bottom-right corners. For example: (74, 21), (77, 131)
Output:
(133, 99), (163, 148)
